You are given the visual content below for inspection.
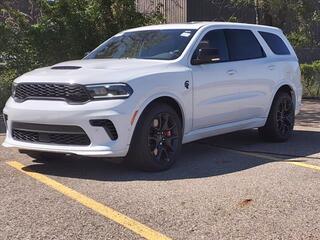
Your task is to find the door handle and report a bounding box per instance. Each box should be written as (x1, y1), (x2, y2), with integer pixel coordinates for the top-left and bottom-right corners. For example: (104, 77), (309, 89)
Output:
(227, 69), (237, 75)
(268, 65), (276, 70)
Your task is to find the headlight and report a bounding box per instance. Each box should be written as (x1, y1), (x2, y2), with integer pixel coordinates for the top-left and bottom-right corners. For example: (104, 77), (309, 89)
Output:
(11, 82), (17, 97)
(86, 83), (133, 99)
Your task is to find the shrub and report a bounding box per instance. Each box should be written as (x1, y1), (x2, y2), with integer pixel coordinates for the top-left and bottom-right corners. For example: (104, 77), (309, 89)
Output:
(300, 61), (320, 97)
(0, 68), (17, 110)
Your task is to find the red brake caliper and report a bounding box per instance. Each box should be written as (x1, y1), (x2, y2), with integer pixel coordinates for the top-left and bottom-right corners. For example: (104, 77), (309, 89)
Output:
(164, 130), (171, 138)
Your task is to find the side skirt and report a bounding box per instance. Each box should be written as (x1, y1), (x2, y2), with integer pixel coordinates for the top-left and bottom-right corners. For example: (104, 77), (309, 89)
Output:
(182, 118), (266, 144)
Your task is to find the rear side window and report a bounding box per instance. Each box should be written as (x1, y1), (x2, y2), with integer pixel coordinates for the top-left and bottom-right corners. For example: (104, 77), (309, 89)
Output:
(259, 31), (291, 55)
(225, 29), (265, 61)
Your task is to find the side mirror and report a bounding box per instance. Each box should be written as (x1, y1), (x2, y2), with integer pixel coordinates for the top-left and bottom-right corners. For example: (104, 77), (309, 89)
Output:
(191, 48), (220, 65)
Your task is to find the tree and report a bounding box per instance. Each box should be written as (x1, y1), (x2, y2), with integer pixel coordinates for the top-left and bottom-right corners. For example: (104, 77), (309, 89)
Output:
(230, 0), (320, 47)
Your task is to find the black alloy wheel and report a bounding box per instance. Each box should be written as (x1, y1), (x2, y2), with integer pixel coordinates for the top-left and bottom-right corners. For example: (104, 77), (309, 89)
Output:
(259, 91), (295, 142)
(275, 96), (294, 137)
(127, 103), (182, 171)
(148, 113), (179, 164)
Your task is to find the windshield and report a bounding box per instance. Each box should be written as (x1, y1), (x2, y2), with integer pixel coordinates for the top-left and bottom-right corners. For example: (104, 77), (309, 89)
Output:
(87, 29), (197, 60)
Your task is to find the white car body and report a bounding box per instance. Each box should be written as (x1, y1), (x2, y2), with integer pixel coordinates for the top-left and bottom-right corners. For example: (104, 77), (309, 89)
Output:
(2, 22), (302, 157)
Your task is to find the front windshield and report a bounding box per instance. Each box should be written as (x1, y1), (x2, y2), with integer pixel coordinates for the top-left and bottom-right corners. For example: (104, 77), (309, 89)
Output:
(87, 29), (197, 60)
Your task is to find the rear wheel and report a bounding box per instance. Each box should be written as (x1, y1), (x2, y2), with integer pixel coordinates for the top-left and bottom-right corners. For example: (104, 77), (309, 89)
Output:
(127, 103), (182, 171)
(259, 91), (295, 142)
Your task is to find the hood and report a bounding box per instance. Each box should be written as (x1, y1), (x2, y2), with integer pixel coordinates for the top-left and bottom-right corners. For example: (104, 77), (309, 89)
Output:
(15, 59), (172, 85)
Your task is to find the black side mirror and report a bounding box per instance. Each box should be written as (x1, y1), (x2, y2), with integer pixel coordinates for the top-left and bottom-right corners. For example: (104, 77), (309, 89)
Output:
(191, 48), (220, 65)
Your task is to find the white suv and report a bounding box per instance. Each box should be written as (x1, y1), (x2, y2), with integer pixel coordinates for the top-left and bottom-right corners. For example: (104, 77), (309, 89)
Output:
(3, 22), (302, 171)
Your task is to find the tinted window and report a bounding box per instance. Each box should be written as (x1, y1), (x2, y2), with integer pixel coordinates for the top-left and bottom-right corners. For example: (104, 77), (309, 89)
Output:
(259, 31), (291, 55)
(225, 29), (265, 61)
(87, 29), (196, 60)
(192, 30), (229, 63)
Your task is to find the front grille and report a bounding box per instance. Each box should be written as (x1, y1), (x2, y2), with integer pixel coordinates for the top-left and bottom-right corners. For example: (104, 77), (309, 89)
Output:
(14, 83), (91, 103)
(12, 122), (91, 146)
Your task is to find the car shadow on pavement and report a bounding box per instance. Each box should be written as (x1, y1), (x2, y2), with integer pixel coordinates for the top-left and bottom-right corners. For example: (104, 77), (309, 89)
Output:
(296, 100), (320, 128)
(21, 129), (320, 182)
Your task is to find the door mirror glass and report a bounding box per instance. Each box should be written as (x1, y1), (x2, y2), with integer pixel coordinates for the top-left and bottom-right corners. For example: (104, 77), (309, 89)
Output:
(191, 48), (221, 65)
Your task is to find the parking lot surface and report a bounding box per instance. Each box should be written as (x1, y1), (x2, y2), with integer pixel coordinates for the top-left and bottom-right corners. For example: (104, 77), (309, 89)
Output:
(1, 100), (319, 240)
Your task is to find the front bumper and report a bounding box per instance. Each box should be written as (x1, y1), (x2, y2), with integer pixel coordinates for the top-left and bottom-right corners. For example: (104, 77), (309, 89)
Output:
(2, 98), (135, 157)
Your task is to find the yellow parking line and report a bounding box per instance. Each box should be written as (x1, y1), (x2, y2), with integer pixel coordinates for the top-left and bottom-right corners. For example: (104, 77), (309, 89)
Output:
(220, 148), (320, 172)
(222, 148), (280, 161)
(6, 161), (172, 240)
(288, 161), (320, 172)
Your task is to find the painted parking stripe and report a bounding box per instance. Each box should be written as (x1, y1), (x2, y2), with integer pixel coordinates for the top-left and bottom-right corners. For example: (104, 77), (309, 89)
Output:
(6, 161), (172, 240)
(288, 162), (320, 172)
(219, 147), (320, 172)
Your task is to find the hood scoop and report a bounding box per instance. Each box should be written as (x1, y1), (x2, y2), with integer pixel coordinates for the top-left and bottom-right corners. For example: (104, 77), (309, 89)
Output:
(51, 66), (82, 70)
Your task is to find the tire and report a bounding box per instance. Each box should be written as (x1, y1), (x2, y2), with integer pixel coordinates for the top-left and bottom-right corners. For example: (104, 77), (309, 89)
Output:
(259, 91), (295, 142)
(19, 150), (65, 161)
(126, 103), (183, 171)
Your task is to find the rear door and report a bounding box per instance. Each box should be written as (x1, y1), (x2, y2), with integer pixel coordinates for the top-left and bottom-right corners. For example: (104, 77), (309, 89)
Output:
(191, 28), (274, 130)
(222, 29), (277, 120)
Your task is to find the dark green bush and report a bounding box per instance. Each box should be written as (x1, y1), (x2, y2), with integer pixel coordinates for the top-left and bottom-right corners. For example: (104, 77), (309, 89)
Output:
(300, 61), (320, 97)
(0, 68), (16, 110)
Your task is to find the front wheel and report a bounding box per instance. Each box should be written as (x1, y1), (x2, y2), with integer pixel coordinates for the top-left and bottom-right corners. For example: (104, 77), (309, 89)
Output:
(259, 91), (295, 142)
(127, 103), (182, 171)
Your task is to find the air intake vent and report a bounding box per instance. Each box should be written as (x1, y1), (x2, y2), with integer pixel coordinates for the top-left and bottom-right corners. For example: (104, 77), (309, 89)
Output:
(11, 122), (91, 146)
(90, 119), (118, 140)
(51, 66), (81, 70)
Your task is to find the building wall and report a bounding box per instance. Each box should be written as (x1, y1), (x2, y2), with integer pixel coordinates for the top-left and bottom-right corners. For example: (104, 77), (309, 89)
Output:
(136, 0), (187, 23)
(186, 0), (256, 23)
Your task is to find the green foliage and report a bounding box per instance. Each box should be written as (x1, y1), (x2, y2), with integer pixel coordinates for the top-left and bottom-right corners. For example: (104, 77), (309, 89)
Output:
(0, 68), (16, 111)
(287, 32), (312, 48)
(300, 61), (320, 97)
(30, 0), (164, 65)
(231, 0), (320, 47)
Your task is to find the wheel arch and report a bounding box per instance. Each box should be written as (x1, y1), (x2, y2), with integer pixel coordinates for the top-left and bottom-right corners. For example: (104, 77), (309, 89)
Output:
(137, 95), (185, 130)
(266, 83), (297, 118)
(274, 84), (296, 107)
(127, 94), (186, 147)
(277, 84), (294, 98)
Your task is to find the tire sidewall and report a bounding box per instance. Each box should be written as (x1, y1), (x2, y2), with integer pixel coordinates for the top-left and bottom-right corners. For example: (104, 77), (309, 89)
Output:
(128, 103), (182, 171)
(268, 92), (295, 141)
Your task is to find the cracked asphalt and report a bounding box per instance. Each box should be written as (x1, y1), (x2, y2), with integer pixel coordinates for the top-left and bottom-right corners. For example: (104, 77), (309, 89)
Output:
(0, 100), (319, 240)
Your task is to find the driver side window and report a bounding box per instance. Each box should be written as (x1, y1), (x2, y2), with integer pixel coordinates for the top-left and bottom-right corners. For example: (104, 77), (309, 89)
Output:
(192, 30), (229, 64)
